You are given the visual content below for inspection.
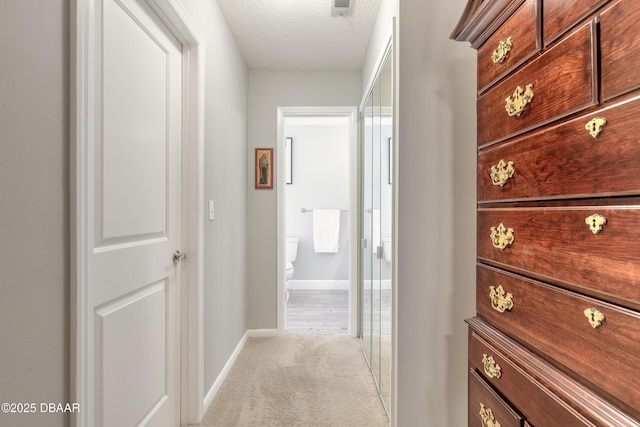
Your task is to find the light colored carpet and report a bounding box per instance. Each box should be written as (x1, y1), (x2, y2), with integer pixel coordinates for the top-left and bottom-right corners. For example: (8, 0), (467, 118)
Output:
(192, 335), (389, 427)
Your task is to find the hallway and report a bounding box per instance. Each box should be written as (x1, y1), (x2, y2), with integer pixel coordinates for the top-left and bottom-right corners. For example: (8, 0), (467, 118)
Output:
(0, 0), (478, 426)
(188, 335), (388, 427)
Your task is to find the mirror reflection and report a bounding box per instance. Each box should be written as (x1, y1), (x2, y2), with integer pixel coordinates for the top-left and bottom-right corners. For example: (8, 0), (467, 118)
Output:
(361, 44), (392, 416)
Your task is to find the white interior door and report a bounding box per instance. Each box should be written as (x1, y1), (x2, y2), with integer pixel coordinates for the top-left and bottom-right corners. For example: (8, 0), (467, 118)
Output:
(88, 0), (182, 425)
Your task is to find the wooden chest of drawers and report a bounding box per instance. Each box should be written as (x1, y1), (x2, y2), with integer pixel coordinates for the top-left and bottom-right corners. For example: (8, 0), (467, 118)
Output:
(477, 21), (597, 147)
(452, 0), (640, 425)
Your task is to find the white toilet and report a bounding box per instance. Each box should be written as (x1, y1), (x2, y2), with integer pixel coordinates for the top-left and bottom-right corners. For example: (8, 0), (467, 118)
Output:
(382, 237), (392, 262)
(285, 237), (299, 302)
(285, 237), (299, 280)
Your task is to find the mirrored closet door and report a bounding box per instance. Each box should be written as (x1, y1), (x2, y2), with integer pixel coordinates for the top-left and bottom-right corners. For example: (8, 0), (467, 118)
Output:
(360, 42), (392, 416)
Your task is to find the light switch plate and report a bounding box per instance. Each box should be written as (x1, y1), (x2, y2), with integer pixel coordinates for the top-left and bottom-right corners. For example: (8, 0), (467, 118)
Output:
(208, 200), (214, 221)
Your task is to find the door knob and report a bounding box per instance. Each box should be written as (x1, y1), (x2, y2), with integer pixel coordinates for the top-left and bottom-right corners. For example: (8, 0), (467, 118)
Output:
(173, 250), (187, 263)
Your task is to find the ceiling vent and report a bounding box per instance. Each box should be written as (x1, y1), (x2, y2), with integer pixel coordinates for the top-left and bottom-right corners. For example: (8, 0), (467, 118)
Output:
(331, 0), (352, 16)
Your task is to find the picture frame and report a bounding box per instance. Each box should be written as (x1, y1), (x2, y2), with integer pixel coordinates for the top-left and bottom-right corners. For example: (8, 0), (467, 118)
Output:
(285, 137), (293, 184)
(255, 148), (274, 189)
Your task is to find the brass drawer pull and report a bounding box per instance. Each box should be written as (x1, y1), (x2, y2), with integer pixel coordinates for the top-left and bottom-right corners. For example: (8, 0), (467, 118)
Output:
(490, 159), (515, 187)
(489, 285), (514, 313)
(482, 354), (502, 379)
(584, 308), (605, 329)
(585, 117), (607, 138)
(492, 36), (513, 63)
(480, 403), (502, 427)
(585, 214), (607, 234)
(490, 223), (514, 250)
(505, 83), (534, 117)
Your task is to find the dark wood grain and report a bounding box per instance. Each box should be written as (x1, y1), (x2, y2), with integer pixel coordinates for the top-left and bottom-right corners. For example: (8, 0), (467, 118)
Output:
(543, 0), (608, 45)
(456, 0), (640, 424)
(469, 329), (596, 426)
(451, 0), (522, 47)
(477, 22), (596, 148)
(600, 0), (640, 101)
(477, 94), (640, 202)
(468, 368), (523, 427)
(476, 264), (640, 420)
(477, 204), (640, 310)
(468, 318), (640, 426)
(477, 0), (539, 93)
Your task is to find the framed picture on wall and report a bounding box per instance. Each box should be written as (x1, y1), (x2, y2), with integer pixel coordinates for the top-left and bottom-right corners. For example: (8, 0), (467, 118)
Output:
(285, 137), (293, 184)
(255, 148), (274, 189)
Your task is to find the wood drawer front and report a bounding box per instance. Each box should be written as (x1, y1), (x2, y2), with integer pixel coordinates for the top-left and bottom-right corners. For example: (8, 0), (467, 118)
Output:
(469, 329), (596, 427)
(468, 317), (640, 426)
(477, 264), (640, 418)
(542, 0), (608, 45)
(478, 95), (640, 202)
(477, 22), (596, 148)
(601, 0), (640, 101)
(477, 0), (539, 93)
(477, 205), (640, 309)
(469, 368), (523, 427)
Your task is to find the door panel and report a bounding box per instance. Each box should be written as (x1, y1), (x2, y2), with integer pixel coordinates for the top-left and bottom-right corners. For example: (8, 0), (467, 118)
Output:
(89, 0), (182, 425)
(95, 281), (167, 427)
(379, 47), (392, 412)
(371, 74), (382, 386)
(362, 87), (374, 366)
(99, 0), (171, 244)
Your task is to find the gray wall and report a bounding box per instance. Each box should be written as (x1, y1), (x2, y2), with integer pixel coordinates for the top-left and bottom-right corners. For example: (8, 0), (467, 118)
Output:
(247, 70), (361, 329)
(180, 0), (249, 397)
(285, 122), (350, 281)
(396, 0), (477, 426)
(0, 1), (69, 426)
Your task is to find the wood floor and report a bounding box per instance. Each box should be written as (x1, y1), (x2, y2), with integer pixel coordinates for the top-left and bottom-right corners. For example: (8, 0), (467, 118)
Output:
(286, 289), (349, 334)
(285, 289), (391, 335)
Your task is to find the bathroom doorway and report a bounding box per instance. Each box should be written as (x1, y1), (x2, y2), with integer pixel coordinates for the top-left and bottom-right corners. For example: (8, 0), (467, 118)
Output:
(275, 107), (358, 336)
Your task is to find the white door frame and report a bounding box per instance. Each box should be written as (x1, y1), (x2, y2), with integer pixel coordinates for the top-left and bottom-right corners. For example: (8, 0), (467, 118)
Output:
(71, 0), (206, 425)
(276, 106), (359, 336)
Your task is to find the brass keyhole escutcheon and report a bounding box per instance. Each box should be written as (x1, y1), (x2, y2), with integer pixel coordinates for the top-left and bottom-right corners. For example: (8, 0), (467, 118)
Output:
(489, 285), (514, 313)
(482, 354), (502, 379)
(505, 83), (534, 117)
(585, 117), (607, 138)
(585, 214), (607, 234)
(492, 36), (513, 63)
(490, 223), (514, 250)
(584, 308), (605, 328)
(490, 159), (515, 187)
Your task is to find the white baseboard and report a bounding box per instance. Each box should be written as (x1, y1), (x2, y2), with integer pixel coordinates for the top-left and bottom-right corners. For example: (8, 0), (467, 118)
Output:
(202, 331), (249, 413)
(288, 280), (390, 290)
(202, 328), (280, 413)
(363, 279), (392, 290)
(286, 279), (349, 290)
(247, 328), (278, 337)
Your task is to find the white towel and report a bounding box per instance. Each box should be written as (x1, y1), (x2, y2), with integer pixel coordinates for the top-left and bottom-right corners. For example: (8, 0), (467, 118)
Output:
(313, 209), (340, 253)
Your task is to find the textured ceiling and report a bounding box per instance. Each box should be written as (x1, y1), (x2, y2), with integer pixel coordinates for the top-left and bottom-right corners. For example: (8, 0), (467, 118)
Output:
(216, 0), (381, 70)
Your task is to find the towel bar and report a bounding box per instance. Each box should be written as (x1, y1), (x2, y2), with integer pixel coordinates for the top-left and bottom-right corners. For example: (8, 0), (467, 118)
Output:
(300, 208), (349, 213)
